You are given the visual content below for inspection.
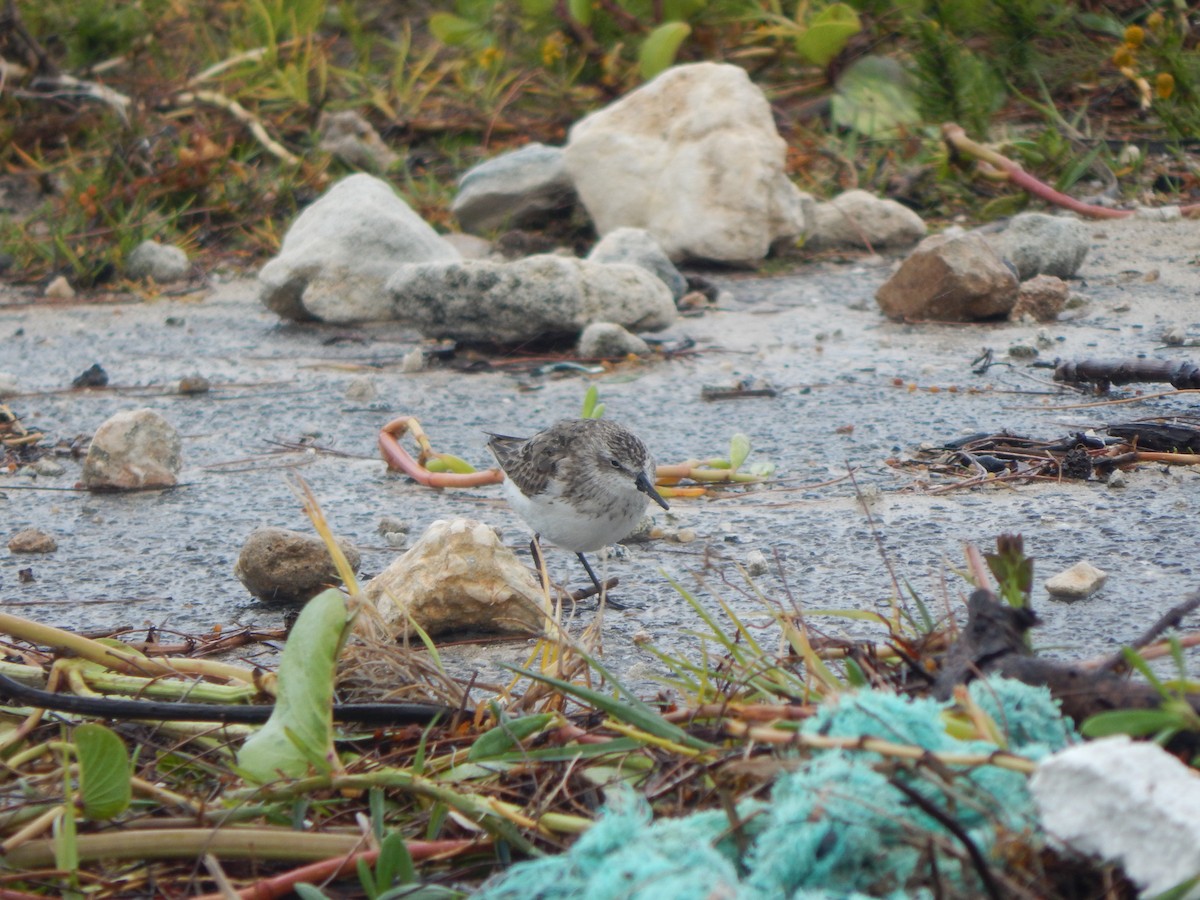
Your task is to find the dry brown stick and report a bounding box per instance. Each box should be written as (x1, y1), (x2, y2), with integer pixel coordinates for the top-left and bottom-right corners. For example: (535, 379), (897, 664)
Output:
(175, 89), (300, 165)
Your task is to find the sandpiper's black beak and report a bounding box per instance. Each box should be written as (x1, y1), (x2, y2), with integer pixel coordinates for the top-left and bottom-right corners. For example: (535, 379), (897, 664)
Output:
(636, 471), (670, 510)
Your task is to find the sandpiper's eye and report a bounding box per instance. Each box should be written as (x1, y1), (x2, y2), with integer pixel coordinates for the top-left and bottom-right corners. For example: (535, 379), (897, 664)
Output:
(609, 458), (622, 469)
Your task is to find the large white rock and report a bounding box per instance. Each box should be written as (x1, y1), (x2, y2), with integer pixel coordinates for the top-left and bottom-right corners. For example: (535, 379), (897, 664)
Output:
(385, 254), (675, 344)
(258, 174), (461, 323)
(1031, 736), (1200, 898)
(564, 62), (809, 265)
(81, 408), (182, 491)
(364, 518), (548, 638)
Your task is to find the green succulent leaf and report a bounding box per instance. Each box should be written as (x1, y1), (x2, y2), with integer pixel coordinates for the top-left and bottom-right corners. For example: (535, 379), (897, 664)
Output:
(75, 723), (131, 820)
(831, 55), (921, 138)
(795, 3), (859, 67)
(1080, 708), (1183, 738)
(639, 22), (691, 80)
(467, 713), (556, 760)
(425, 454), (477, 474)
(429, 13), (482, 46)
(567, 0), (593, 26)
(728, 433), (751, 471)
(662, 0), (706, 21)
(237, 589), (351, 783)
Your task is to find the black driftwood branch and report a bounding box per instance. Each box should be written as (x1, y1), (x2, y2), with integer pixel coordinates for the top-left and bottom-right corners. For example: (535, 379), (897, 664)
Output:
(1054, 358), (1200, 390)
(0, 672), (469, 725)
(933, 589), (1200, 729)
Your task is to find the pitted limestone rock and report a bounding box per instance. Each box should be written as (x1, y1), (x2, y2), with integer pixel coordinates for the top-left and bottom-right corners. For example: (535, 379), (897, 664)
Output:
(364, 518), (547, 638)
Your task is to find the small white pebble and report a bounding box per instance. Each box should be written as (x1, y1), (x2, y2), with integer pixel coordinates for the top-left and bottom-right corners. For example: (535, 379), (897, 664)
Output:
(745, 549), (768, 576)
(401, 349), (425, 373)
(673, 528), (697, 544)
(344, 376), (377, 402)
(1107, 470), (1127, 489)
(33, 458), (65, 477)
(1045, 561), (1107, 601)
(44, 275), (74, 299)
(1161, 326), (1187, 346)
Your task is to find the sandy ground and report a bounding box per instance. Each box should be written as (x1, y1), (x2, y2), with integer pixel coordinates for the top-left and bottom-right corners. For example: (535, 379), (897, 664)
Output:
(1, 215), (1198, 686)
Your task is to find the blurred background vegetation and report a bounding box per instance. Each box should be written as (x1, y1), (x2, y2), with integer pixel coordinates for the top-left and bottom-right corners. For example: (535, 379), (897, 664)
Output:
(0, 0), (1197, 287)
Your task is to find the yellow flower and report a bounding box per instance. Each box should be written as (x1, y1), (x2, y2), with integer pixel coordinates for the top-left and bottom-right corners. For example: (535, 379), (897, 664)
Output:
(478, 46), (502, 68)
(1124, 24), (1145, 47)
(1146, 11), (1164, 32)
(1156, 72), (1175, 99)
(541, 31), (566, 67)
(1112, 44), (1135, 67)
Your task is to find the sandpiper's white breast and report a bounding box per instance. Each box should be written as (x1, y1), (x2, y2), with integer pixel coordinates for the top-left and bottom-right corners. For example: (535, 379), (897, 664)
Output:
(501, 475), (647, 553)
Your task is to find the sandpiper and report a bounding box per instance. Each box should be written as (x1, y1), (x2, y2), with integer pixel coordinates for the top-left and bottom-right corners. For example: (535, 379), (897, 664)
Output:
(486, 418), (669, 599)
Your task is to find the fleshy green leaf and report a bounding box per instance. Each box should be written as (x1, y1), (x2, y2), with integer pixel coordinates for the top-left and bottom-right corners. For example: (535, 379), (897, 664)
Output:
(428, 13), (481, 46)
(237, 589), (351, 783)
(467, 713), (556, 760)
(831, 55), (921, 138)
(375, 830), (416, 890)
(662, 0), (705, 21)
(425, 453), (477, 474)
(728, 433), (751, 471)
(567, 0), (592, 26)
(639, 22), (690, 80)
(795, 3), (859, 67)
(581, 384), (603, 419)
(1080, 709), (1181, 738)
(75, 723), (131, 820)
(518, 0), (556, 15)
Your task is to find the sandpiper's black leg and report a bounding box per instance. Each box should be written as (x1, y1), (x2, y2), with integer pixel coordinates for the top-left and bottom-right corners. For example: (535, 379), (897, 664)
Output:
(530, 536), (551, 593)
(576, 552), (629, 610)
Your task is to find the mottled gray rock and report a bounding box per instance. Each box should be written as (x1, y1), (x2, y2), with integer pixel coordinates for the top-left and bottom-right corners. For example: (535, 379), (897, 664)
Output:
(876, 232), (1018, 322)
(317, 110), (398, 172)
(564, 62), (808, 264)
(577, 322), (651, 358)
(234, 526), (361, 603)
(989, 213), (1090, 280)
(587, 227), (687, 300)
(364, 518), (546, 638)
(81, 408), (182, 491)
(1010, 274), (1069, 322)
(808, 190), (926, 250)
(258, 174), (461, 323)
(32, 458), (65, 477)
(386, 254), (675, 344)
(8, 528), (57, 554)
(452, 143), (576, 233)
(126, 240), (190, 283)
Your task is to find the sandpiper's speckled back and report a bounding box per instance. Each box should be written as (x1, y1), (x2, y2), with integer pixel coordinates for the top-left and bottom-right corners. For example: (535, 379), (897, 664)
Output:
(486, 418), (664, 553)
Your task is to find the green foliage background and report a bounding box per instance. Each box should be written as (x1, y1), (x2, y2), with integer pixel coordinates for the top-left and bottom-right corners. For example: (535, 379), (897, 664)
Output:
(0, 0), (1196, 286)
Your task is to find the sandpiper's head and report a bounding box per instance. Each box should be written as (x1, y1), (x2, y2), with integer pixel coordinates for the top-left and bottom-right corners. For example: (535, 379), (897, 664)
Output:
(585, 419), (670, 511)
